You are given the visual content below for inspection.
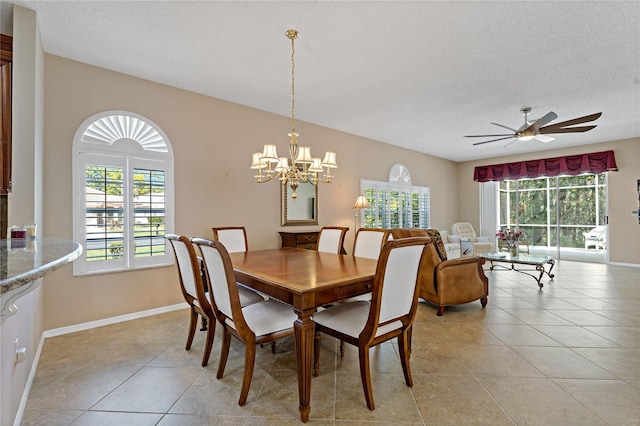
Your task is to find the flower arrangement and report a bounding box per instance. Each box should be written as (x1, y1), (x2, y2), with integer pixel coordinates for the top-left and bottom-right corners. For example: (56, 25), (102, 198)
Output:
(496, 227), (524, 254)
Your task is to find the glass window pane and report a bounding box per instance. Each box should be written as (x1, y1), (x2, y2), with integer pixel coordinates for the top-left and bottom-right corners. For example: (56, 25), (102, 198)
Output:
(133, 168), (166, 257)
(519, 189), (547, 225)
(85, 165), (124, 262)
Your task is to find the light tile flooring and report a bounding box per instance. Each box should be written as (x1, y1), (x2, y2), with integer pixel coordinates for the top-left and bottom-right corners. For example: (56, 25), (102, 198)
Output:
(22, 261), (639, 425)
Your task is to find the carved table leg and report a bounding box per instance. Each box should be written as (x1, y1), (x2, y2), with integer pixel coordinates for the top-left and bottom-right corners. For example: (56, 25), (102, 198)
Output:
(294, 308), (315, 423)
(547, 258), (556, 279)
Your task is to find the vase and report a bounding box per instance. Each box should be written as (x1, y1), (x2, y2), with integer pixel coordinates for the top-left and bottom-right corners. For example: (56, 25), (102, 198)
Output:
(509, 245), (519, 257)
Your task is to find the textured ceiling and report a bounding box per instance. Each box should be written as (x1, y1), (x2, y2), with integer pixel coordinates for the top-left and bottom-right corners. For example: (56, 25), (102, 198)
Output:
(2, 1), (639, 162)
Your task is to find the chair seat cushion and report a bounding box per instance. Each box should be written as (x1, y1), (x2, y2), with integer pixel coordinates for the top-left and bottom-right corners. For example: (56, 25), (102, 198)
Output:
(231, 299), (297, 337)
(238, 284), (267, 306)
(314, 301), (402, 338)
(196, 285), (264, 310)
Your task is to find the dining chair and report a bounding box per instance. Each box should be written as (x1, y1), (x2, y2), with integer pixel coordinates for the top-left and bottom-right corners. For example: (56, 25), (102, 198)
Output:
(166, 234), (216, 367)
(193, 238), (298, 406)
(335, 228), (393, 354)
(212, 226), (266, 307)
(340, 228), (392, 305)
(212, 226), (249, 253)
(352, 228), (392, 259)
(317, 226), (348, 254)
(313, 237), (430, 410)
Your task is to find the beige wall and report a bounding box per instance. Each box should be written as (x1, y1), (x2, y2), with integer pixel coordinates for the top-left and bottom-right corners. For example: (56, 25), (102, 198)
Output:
(457, 138), (640, 265)
(41, 55), (459, 329)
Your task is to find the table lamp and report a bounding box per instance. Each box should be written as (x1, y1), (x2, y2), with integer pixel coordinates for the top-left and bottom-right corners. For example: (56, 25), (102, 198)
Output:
(352, 195), (371, 232)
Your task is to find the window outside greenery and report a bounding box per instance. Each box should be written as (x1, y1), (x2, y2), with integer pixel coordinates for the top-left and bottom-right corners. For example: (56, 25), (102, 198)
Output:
(360, 180), (430, 229)
(499, 173), (606, 248)
(84, 166), (166, 262)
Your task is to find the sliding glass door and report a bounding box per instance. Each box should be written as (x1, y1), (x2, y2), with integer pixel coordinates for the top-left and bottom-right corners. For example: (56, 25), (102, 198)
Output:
(498, 173), (607, 261)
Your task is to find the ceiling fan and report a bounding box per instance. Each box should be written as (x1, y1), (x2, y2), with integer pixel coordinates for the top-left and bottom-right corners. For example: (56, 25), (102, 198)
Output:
(466, 107), (602, 146)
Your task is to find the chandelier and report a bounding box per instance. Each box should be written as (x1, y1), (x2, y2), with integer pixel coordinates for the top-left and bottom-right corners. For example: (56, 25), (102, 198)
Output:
(250, 29), (337, 199)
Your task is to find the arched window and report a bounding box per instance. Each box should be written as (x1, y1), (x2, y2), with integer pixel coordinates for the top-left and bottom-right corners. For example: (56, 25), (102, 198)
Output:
(72, 111), (174, 275)
(360, 164), (430, 229)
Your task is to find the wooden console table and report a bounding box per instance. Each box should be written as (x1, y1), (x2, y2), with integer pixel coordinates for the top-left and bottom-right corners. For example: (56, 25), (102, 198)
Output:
(279, 231), (347, 254)
(279, 231), (319, 250)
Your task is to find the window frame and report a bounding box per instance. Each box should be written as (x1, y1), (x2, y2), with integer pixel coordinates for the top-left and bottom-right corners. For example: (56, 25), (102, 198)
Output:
(360, 179), (430, 229)
(72, 111), (174, 276)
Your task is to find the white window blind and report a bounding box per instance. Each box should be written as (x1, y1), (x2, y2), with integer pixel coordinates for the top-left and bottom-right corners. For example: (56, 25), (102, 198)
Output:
(360, 179), (430, 229)
(73, 111), (174, 275)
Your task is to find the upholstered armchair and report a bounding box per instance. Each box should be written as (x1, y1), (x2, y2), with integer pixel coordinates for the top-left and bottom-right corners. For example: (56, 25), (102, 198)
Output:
(437, 230), (461, 259)
(450, 222), (494, 256)
(418, 231), (489, 316)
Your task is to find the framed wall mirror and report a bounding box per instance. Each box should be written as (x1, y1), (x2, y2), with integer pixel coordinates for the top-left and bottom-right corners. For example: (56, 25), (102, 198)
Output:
(281, 181), (318, 226)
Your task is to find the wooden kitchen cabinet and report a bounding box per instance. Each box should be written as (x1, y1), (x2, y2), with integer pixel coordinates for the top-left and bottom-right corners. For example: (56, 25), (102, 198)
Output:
(0, 34), (12, 195)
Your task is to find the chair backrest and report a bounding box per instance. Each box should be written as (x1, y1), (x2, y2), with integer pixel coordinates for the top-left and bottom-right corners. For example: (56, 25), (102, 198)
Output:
(365, 237), (430, 338)
(424, 229), (448, 261)
(390, 228), (428, 239)
(212, 226), (248, 253)
(352, 228), (392, 259)
(166, 234), (208, 308)
(451, 222), (477, 239)
(317, 226), (348, 254)
(193, 238), (250, 332)
(589, 226), (606, 237)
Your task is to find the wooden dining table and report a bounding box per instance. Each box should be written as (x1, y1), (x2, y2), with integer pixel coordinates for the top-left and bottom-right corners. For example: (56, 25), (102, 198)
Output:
(228, 247), (378, 422)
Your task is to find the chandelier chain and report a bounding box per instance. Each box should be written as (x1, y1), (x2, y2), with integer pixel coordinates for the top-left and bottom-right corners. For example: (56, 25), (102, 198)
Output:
(291, 32), (296, 138)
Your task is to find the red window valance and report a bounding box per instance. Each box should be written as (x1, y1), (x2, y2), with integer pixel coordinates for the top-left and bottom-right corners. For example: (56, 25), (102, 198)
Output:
(474, 150), (618, 182)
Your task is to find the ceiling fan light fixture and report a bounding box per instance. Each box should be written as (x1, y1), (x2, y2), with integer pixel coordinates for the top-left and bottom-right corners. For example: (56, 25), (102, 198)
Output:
(467, 108), (601, 147)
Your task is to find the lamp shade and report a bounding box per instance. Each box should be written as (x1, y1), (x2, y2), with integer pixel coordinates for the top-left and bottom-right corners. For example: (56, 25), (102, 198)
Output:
(352, 195), (371, 209)
(250, 152), (267, 169)
(262, 144), (279, 162)
(275, 157), (289, 172)
(321, 151), (338, 168)
(308, 158), (324, 173)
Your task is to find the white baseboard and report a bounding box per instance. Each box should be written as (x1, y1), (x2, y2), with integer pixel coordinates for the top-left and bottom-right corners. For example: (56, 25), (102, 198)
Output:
(13, 333), (46, 426)
(43, 303), (187, 338)
(13, 303), (187, 426)
(608, 261), (640, 268)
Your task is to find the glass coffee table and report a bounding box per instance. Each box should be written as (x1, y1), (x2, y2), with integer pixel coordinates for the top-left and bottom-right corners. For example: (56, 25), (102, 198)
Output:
(481, 252), (555, 288)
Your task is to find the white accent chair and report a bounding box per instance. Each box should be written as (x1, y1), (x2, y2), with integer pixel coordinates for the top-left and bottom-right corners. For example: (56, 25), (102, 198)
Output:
(583, 226), (606, 250)
(313, 237), (430, 410)
(450, 222), (494, 256)
(193, 238), (297, 406)
(438, 230), (461, 259)
(317, 226), (348, 254)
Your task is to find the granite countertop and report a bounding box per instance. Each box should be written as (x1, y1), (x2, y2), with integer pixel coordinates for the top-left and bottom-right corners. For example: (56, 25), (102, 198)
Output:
(0, 237), (82, 321)
(0, 237), (82, 293)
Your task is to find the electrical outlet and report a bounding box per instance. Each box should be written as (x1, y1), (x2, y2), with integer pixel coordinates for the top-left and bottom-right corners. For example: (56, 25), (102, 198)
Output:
(14, 338), (19, 365)
(14, 338), (27, 365)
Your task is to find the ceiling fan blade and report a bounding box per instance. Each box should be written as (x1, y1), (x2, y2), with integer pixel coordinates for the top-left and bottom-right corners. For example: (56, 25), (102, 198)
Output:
(528, 111), (558, 131)
(534, 134), (555, 143)
(540, 125), (597, 134)
(504, 138), (519, 148)
(465, 134), (515, 138)
(473, 136), (516, 146)
(539, 112), (602, 131)
(491, 122), (518, 132)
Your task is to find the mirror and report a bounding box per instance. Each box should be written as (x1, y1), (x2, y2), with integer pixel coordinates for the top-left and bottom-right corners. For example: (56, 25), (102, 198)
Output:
(281, 181), (318, 226)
